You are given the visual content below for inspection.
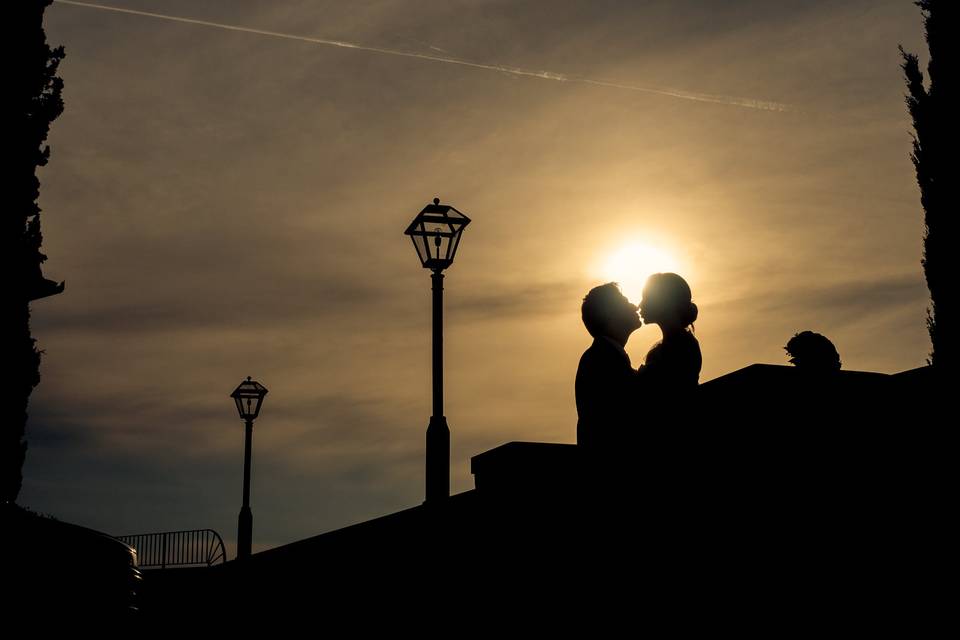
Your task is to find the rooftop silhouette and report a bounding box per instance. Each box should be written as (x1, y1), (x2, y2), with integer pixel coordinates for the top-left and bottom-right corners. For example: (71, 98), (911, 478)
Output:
(130, 360), (940, 628)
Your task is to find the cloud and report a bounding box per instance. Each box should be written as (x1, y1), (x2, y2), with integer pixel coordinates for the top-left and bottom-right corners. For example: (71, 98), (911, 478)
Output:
(27, 0), (931, 552)
(718, 272), (927, 326)
(54, 0), (794, 111)
(448, 279), (582, 322)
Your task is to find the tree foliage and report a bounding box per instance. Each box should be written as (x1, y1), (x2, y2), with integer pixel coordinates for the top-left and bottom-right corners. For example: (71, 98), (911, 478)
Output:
(4, 0), (65, 503)
(901, 1), (958, 369)
(784, 331), (841, 372)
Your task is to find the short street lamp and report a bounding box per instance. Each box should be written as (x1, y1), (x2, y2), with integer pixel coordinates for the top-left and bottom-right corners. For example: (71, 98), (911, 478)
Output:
(404, 198), (471, 503)
(231, 376), (268, 559)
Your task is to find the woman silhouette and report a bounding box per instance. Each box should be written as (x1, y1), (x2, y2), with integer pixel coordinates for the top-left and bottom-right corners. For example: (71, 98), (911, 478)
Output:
(637, 273), (702, 390)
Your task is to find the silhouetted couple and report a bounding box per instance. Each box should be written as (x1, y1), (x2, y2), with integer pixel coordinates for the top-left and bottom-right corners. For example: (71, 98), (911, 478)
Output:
(575, 274), (701, 456)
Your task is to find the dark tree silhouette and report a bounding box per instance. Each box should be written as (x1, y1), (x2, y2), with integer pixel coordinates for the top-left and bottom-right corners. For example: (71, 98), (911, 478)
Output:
(4, 0), (65, 504)
(900, 1), (958, 370)
(784, 331), (841, 373)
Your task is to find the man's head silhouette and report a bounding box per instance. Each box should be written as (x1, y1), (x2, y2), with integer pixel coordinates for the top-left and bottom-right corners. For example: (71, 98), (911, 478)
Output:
(581, 282), (641, 346)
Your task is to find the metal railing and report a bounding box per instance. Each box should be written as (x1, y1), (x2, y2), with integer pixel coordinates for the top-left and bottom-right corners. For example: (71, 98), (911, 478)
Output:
(116, 529), (227, 569)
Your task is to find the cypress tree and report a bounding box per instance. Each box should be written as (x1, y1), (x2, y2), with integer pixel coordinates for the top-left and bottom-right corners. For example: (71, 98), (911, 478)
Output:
(901, 1), (958, 370)
(4, 0), (65, 504)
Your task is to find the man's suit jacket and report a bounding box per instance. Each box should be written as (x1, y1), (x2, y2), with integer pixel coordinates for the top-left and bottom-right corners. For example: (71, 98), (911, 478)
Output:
(575, 337), (636, 453)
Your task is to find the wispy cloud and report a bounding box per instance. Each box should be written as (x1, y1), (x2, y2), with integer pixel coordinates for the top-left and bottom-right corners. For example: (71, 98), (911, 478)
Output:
(54, 0), (793, 111)
(704, 272), (926, 328)
(27, 0), (927, 551)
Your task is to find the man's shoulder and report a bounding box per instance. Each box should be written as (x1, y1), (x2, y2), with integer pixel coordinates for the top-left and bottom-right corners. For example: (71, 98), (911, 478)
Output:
(579, 338), (619, 362)
(577, 339), (608, 372)
(577, 341), (600, 370)
(578, 338), (633, 379)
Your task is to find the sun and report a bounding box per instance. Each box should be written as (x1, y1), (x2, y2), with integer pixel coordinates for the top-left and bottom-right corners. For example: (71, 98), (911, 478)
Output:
(597, 241), (685, 303)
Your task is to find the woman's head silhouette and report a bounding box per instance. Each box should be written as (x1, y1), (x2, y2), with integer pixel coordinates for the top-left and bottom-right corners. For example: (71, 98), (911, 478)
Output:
(638, 273), (702, 389)
(640, 272), (698, 332)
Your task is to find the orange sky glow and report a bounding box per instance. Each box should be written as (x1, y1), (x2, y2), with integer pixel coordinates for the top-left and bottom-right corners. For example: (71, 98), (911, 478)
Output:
(25, 0), (931, 556)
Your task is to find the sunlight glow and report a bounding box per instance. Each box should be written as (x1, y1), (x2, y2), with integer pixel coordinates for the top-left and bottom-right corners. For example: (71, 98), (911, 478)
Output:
(598, 241), (685, 303)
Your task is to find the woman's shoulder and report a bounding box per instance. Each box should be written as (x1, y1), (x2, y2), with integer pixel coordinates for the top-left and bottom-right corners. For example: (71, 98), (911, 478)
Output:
(658, 331), (702, 373)
(680, 330), (701, 352)
(677, 331), (702, 365)
(663, 330), (700, 350)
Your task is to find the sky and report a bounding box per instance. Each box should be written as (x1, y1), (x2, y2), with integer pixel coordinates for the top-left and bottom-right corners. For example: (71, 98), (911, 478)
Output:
(24, 0), (931, 556)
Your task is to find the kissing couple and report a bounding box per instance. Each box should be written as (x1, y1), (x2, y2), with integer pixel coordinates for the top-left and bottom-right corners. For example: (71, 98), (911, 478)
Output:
(575, 273), (701, 454)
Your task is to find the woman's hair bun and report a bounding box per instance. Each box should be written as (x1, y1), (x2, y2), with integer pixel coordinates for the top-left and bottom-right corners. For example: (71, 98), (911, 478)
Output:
(684, 301), (698, 327)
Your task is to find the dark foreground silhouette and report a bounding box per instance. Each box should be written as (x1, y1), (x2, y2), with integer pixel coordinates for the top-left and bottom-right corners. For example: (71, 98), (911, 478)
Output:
(785, 330), (842, 372)
(131, 363), (942, 631)
(3, 503), (140, 621)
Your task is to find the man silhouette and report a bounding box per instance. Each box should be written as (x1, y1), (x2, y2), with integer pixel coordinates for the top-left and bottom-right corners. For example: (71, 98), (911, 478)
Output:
(575, 283), (642, 454)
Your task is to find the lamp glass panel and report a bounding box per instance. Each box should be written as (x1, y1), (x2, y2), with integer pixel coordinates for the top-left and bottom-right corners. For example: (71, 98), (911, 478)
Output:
(414, 232), (432, 264)
(449, 227), (463, 262)
(410, 236), (427, 265)
(439, 231), (453, 262)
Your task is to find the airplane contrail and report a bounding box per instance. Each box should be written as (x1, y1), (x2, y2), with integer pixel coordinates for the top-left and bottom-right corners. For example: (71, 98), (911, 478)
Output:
(53, 0), (792, 112)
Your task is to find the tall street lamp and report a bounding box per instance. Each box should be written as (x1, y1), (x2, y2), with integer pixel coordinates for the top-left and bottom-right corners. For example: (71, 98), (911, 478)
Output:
(404, 197), (471, 504)
(230, 376), (268, 559)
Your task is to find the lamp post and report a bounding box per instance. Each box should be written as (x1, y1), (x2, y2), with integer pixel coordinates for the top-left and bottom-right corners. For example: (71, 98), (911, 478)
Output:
(404, 197), (471, 504)
(230, 376), (268, 559)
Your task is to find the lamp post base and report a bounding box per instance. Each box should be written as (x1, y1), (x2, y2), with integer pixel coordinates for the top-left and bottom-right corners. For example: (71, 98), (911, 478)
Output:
(237, 506), (252, 560)
(425, 415), (449, 503)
